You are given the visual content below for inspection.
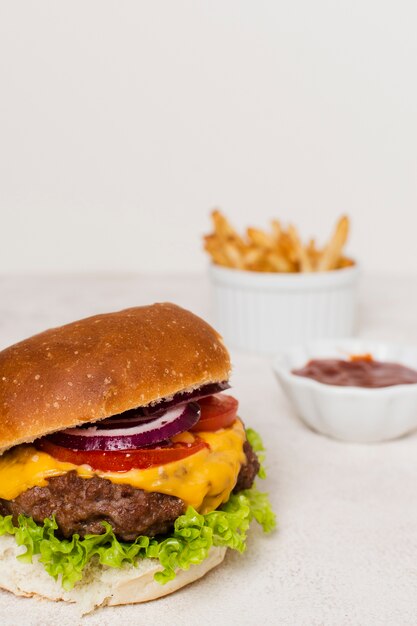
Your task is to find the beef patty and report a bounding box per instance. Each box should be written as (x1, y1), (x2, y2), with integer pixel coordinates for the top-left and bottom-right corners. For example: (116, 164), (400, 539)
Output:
(233, 440), (260, 493)
(0, 440), (259, 541)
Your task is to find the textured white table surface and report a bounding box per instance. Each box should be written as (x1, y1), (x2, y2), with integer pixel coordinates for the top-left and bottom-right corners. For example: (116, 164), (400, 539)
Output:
(0, 272), (416, 626)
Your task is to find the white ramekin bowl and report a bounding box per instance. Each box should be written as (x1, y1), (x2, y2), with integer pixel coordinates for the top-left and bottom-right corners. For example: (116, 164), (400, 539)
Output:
(209, 264), (359, 354)
(273, 339), (417, 443)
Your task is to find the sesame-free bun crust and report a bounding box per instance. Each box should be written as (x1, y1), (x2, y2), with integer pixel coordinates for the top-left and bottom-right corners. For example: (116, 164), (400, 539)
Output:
(0, 534), (226, 613)
(0, 303), (231, 454)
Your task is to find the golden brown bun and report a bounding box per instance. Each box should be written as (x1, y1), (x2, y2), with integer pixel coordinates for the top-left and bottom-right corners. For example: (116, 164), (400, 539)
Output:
(0, 534), (226, 613)
(0, 303), (231, 454)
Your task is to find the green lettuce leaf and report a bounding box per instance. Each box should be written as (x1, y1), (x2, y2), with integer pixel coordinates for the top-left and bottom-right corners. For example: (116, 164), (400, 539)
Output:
(246, 427), (267, 478)
(0, 430), (275, 591)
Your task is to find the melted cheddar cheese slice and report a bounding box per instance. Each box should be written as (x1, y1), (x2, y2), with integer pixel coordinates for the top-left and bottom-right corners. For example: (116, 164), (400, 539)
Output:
(0, 419), (246, 514)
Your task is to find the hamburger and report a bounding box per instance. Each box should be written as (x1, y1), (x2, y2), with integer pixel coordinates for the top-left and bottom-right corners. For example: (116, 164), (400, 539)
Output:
(0, 303), (275, 613)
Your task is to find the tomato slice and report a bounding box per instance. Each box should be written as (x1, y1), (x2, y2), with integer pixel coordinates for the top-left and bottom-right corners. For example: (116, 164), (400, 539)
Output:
(36, 438), (209, 472)
(190, 394), (238, 432)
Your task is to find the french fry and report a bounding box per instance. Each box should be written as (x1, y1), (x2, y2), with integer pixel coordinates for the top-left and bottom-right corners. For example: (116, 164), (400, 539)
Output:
(288, 225), (313, 272)
(267, 250), (293, 272)
(246, 227), (275, 250)
(317, 215), (350, 271)
(242, 246), (265, 269)
(278, 232), (298, 265)
(203, 210), (353, 274)
(211, 209), (245, 248)
(271, 219), (282, 243)
(223, 240), (246, 269)
(337, 256), (355, 269)
(306, 238), (321, 271)
(256, 258), (275, 272)
(203, 234), (230, 267)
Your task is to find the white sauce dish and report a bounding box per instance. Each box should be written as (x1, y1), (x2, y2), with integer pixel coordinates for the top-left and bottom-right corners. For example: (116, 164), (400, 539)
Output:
(209, 264), (359, 355)
(273, 339), (417, 443)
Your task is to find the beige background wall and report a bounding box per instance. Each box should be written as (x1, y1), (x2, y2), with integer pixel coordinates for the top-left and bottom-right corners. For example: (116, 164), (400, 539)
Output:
(0, 1), (416, 273)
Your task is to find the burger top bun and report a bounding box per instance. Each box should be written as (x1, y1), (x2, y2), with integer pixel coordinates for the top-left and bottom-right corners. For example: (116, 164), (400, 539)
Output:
(0, 303), (231, 454)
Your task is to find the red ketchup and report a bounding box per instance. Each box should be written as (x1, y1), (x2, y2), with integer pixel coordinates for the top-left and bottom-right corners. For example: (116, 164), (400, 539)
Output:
(292, 355), (417, 388)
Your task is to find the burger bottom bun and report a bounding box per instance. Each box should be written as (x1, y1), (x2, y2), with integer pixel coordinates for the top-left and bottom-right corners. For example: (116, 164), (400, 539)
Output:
(0, 534), (226, 614)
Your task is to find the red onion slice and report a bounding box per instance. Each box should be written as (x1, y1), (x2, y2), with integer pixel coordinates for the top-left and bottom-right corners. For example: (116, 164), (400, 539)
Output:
(93, 415), (160, 430)
(77, 381), (230, 432)
(47, 402), (201, 451)
(117, 381), (230, 418)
